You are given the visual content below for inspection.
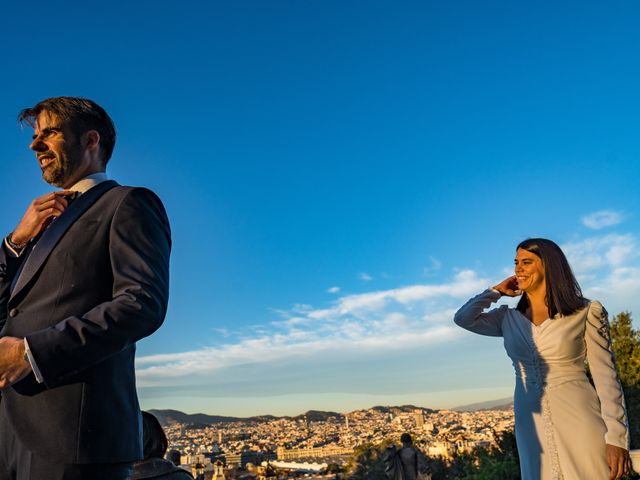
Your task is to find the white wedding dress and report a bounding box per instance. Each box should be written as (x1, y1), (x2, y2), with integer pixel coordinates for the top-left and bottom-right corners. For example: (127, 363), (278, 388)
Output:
(454, 290), (629, 479)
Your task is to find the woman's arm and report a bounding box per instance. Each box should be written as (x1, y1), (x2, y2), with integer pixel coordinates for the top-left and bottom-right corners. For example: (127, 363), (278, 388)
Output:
(454, 289), (508, 337)
(585, 301), (633, 479)
(585, 300), (629, 449)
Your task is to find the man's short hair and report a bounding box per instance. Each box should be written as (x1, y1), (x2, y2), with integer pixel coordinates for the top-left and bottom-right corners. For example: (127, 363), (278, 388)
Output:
(18, 96), (116, 165)
(141, 411), (169, 460)
(400, 433), (412, 444)
(166, 449), (182, 465)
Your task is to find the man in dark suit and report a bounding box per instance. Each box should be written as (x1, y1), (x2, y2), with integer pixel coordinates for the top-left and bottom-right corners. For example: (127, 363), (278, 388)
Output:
(0, 97), (171, 479)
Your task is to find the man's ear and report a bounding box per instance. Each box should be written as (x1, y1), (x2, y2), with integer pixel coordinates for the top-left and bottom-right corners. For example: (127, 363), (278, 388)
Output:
(83, 130), (101, 150)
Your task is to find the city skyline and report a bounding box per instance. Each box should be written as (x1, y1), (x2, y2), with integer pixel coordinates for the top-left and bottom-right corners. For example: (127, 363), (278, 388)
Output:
(162, 402), (516, 472)
(2, 1), (639, 416)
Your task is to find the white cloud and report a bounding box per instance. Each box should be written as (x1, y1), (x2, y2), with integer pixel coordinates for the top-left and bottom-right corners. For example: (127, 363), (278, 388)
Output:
(212, 327), (231, 337)
(359, 272), (373, 281)
(136, 270), (489, 388)
(327, 286), (340, 293)
(137, 231), (640, 403)
(136, 323), (462, 386)
(424, 256), (442, 274)
(562, 234), (637, 273)
(562, 233), (640, 314)
(306, 270), (487, 321)
(582, 210), (623, 230)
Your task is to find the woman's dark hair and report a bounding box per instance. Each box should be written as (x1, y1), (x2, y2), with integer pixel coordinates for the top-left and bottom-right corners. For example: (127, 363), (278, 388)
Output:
(142, 411), (169, 460)
(516, 238), (585, 318)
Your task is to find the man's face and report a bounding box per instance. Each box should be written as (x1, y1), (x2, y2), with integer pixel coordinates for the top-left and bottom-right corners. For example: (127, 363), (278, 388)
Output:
(30, 111), (84, 188)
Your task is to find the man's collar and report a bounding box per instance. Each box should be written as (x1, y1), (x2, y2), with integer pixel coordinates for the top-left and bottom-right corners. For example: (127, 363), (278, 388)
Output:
(69, 172), (109, 194)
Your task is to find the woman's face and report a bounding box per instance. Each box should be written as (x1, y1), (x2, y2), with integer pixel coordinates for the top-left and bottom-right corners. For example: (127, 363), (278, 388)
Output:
(515, 248), (546, 293)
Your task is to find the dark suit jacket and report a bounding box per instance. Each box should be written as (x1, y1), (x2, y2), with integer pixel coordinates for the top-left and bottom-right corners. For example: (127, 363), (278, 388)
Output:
(0, 181), (171, 463)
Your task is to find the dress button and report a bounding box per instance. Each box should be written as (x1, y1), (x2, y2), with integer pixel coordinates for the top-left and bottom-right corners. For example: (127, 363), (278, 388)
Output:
(8, 308), (18, 318)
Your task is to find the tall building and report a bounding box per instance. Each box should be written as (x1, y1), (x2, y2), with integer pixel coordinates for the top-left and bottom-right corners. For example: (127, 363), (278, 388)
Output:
(414, 409), (425, 428)
(257, 463), (277, 480)
(211, 460), (226, 480)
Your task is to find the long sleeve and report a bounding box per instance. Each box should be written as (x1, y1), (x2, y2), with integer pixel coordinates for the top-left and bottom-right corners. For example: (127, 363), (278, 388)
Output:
(454, 289), (507, 337)
(0, 242), (26, 331)
(585, 300), (630, 449)
(1, 242), (47, 381)
(24, 188), (171, 387)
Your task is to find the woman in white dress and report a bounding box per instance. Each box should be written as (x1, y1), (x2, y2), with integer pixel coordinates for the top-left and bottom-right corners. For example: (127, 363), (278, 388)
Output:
(454, 238), (632, 479)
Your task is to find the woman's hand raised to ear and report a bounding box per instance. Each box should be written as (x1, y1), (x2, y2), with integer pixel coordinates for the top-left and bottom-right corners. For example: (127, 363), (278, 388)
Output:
(493, 275), (521, 297)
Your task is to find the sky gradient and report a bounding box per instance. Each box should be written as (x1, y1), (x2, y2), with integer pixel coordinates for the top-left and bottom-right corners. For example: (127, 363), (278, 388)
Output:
(1, 1), (639, 416)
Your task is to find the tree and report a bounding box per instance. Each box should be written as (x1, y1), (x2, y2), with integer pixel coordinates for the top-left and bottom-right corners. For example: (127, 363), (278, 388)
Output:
(610, 311), (640, 451)
(450, 430), (520, 480)
(326, 462), (345, 474)
(346, 442), (389, 480)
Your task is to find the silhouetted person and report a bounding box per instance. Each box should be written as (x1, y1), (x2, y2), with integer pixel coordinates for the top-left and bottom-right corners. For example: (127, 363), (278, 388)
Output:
(398, 433), (419, 480)
(384, 433), (429, 480)
(131, 412), (194, 480)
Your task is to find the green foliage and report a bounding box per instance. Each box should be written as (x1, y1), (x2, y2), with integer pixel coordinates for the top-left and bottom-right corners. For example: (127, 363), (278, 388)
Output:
(611, 312), (640, 385)
(610, 311), (640, 450)
(451, 430), (521, 480)
(423, 455), (457, 480)
(326, 462), (345, 474)
(346, 442), (390, 480)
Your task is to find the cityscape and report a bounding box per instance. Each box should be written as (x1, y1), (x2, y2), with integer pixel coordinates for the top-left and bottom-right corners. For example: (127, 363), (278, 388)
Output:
(157, 402), (515, 479)
(2, 2), (639, 480)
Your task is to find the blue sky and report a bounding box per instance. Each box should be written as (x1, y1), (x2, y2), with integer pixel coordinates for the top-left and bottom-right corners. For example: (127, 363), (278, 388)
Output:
(1, 1), (639, 416)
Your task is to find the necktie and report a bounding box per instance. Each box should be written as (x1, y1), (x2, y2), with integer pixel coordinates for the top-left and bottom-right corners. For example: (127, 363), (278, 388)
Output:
(34, 191), (78, 239)
(65, 191), (80, 206)
(9, 191), (80, 294)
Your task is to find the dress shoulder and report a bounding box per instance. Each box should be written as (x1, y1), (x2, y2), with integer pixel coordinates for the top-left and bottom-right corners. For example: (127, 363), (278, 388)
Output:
(586, 299), (612, 346)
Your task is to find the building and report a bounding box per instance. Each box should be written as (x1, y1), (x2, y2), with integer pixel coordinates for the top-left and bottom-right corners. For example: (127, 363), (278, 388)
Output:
(211, 460), (226, 480)
(225, 450), (265, 468)
(414, 409), (425, 428)
(276, 445), (353, 460)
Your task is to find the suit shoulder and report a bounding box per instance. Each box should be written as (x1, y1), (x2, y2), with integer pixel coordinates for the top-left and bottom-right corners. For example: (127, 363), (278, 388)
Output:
(106, 186), (170, 230)
(108, 185), (162, 199)
(107, 186), (167, 210)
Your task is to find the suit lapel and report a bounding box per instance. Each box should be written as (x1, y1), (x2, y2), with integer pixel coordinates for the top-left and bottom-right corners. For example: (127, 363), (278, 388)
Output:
(10, 180), (118, 301)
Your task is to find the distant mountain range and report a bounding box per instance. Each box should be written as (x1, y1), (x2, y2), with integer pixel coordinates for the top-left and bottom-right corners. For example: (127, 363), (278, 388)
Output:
(368, 405), (437, 415)
(147, 409), (280, 426)
(148, 403), (472, 427)
(451, 397), (514, 412)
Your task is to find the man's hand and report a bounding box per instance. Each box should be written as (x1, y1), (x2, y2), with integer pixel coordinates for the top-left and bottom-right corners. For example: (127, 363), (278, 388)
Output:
(606, 444), (632, 479)
(10, 191), (72, 246)
(0, 337), (31, 388)
(492, 275), (521, 297)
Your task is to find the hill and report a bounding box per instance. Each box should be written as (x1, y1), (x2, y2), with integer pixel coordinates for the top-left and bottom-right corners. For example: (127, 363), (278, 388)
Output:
(452, 397), (514, 412)
(147, 403), (456, 427)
